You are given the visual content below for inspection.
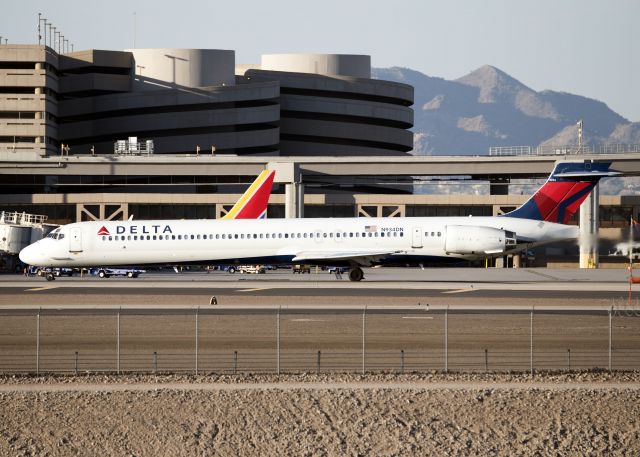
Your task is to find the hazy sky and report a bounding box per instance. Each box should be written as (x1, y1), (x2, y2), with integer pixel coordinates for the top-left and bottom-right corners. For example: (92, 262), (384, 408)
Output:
(4, 0), (639, 121)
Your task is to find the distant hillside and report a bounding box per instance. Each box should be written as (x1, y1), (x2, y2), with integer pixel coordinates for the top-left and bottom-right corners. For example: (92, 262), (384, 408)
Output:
(373, 65), (639, 155)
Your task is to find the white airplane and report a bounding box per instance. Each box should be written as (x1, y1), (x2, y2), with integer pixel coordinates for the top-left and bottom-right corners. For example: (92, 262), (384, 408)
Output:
(19, 160), (617, 282)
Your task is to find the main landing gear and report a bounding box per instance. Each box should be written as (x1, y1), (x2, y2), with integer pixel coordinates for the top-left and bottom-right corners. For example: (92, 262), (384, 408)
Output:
(348, 267), (364, 282)
(45, 273), (55, 281)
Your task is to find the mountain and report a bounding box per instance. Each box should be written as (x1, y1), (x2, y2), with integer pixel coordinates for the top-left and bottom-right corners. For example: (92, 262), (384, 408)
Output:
(373, 65), (639, 155)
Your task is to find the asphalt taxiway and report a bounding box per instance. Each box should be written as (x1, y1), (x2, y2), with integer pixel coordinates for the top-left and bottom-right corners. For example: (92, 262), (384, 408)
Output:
(0, 267), (635, 306)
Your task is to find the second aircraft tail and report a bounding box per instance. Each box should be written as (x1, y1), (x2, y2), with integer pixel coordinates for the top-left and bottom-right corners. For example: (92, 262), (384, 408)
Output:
(222, 170), (275, 220)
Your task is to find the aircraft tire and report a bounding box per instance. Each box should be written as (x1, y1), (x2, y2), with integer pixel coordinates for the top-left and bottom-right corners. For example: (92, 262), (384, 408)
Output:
(349, 267), (364, 282)
(45, 273), (55, 281)
(228, 266), (236, 274)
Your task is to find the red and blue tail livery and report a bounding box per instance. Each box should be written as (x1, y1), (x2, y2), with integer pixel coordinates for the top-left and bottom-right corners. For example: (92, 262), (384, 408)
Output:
(222, 169), (275, 220)
(503, 161), (617, 224)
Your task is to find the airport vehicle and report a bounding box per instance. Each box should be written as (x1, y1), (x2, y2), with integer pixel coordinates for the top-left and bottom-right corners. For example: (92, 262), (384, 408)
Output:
(293, 264), (311, 274)
(327, 266), (349, 275)
(238, 265), (266, 274)
(90, 267), (144, 279)
(19, 160), (617, 282)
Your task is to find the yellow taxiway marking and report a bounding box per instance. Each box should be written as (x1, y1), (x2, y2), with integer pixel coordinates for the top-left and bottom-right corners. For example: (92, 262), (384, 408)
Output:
(238, 288), (269, 293)
(25, 286), (56, 292)
(442, 288), (476, 294)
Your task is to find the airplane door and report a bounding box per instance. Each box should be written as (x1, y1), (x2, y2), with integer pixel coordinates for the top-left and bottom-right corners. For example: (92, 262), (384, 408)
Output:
(411, 226), (423, 248)
(69, 227), (83, 252)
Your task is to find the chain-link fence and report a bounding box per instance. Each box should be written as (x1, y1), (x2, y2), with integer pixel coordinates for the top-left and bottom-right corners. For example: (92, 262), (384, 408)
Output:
(1, 307), (639, 375)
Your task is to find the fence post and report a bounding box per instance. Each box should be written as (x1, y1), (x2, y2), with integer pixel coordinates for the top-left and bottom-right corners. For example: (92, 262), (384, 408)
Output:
(567, 349), (571, 371)
(36, 308), (40, 375)
(195, 307), (199, 375)
(485, 348), (488, 373)
(317, 350), (321, 375)
(530, 307), (534, 376)
(444, 307), (448, 373)
(362, 306), (367, 375)
(276, 307), (281, 375)
(608, 308), (612, 372)
(401, 349), (405, 374)
(116, 308), (120, 375)
(233, 350), (238, 374)
(153, 351), (157, 374)
(75, 351), (78, 375)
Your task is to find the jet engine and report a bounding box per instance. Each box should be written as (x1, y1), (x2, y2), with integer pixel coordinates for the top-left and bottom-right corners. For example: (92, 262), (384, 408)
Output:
(444, 225), (516, 255)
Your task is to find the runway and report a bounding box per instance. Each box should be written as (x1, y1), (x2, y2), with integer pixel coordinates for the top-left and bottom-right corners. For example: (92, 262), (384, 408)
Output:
(0, 268), (636, 307)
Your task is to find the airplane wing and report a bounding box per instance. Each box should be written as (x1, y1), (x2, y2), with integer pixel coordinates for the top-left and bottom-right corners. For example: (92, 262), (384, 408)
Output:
(292, 249), (407, 266)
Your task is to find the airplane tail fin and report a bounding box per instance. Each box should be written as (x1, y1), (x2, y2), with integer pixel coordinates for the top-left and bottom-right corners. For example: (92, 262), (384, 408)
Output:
(502, 160), (618, 224)
(222, 170), (275, 220)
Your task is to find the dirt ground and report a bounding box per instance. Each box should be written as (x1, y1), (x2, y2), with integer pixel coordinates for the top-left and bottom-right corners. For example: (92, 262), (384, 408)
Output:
(1, 372), (639, 456)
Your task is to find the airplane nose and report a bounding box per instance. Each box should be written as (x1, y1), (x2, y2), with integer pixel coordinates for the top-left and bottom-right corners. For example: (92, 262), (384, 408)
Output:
(19, 244), (41, 265)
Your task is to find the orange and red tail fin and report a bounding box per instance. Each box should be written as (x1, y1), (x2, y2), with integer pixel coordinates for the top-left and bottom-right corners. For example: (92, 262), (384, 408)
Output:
(222, 170), (275, 219)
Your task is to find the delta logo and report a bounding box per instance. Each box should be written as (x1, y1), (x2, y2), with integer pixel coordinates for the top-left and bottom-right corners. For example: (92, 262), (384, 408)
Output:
(97, 226), (110, 236)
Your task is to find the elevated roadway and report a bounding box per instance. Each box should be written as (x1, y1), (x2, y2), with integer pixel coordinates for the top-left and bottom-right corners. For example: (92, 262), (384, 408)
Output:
(1, 151), (639, 179)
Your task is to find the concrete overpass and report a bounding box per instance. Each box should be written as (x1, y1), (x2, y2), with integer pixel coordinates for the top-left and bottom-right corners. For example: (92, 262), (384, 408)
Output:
(2, 151), (639, 179)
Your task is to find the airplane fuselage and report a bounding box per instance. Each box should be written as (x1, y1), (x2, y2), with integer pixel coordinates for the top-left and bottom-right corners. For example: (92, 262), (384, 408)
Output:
(20, 216), (578, 268)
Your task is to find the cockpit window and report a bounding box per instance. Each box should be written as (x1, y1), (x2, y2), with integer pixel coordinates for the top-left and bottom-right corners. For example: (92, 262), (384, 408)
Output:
(46, 229), (65, 240)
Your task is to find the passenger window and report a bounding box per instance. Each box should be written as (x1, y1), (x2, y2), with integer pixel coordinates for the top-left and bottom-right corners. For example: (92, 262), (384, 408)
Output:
(108, 236), (112, 241)
(437, 232), (441, 237)
(153, 235), (157, 240)
(303, 233), (307, 238)
(381, 232), (384, 237)
(400, 232), (404, 237)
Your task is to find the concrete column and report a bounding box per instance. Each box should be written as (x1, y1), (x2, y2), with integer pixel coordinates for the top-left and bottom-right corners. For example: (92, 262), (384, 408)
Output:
(512, 254), (521, 269)
(269, 162), (303, 219)
(284, 183), (304, 218)
(579, 183), (599, 268)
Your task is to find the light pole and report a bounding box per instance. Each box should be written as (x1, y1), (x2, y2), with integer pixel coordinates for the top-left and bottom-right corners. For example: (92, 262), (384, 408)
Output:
(38, 13), (42, 45)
